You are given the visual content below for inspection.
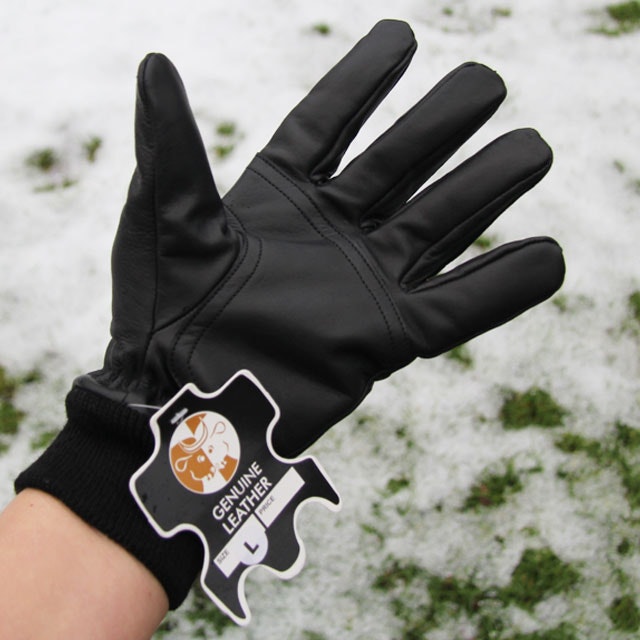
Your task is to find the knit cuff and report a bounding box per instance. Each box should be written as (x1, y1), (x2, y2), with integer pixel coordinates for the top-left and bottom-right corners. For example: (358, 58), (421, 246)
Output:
(14, 386), (202, 610)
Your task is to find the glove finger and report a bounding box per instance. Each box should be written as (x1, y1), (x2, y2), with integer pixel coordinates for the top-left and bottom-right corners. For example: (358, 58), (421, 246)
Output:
(133, 53), (224, 220)
(262, 20), (416, 181)
(115, 54), (235, 329)
(404, 238), (565, 357)
(325, 63), (506, 226)
(369, 128), (552, 289)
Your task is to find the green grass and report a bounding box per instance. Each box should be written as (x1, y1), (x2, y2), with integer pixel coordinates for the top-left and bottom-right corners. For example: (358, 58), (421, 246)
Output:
(505, 623), (578, 640)
(462, 461), (523, 510)
(492, 7), (512, 18)
(30, 428), (60, 450)
(501, 548), (580, 611)
(385, 476), (411, 495)
(554, 432), (604, 462)
(500, 387), (566, 430)
(373, 548), (580, 639)
(311, 23), (331, 35)
(26, 147), (59, 172)
(608, 594), (640, 631)
(211, 120), (241, 160)
(446, 344), (474, 368)
(83, 136), (102, 163)
(629, 291), (640, 323)
(555, 421), (640, 509)
(215, 121), (236, 137)
(474, 234), (495, 249)
(594, 1), (640, 35)
(0, 365), (41, 449)
(27, 135), (103, 191)
(607, 0), (640, 27)
(34, 177), (77, 193)
(0, 401), (24, 436)
(302, 631), (328, 640)
(212, 144), (234, 159)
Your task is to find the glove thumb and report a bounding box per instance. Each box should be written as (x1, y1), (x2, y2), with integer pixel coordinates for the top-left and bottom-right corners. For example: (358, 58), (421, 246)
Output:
(113, 54), (236, 336)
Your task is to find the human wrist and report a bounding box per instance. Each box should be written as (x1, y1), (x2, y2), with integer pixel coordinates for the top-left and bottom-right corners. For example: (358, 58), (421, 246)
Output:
(14, 385), (202, 609)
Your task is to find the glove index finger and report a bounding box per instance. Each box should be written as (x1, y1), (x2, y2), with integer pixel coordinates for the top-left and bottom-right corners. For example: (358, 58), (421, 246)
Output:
(263, 20), (416, 182)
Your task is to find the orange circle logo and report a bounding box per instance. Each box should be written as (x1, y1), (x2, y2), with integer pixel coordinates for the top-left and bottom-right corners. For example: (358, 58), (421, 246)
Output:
(169, 411), (240, 494)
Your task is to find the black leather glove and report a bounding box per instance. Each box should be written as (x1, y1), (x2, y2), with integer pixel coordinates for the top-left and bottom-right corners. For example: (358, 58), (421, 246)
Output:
(16, 19), (564, 609)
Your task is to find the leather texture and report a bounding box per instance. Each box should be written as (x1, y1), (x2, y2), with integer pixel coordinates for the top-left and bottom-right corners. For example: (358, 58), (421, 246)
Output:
(78, 19), (565, 457)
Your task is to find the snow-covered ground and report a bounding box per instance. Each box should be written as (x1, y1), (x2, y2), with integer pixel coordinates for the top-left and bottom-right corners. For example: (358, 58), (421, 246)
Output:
(2, 1), (640, 638)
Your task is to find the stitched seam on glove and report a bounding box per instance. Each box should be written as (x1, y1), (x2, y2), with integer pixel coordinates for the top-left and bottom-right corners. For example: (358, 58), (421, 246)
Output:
(183, 234), (264, 381)
(255, 154), (412, 360)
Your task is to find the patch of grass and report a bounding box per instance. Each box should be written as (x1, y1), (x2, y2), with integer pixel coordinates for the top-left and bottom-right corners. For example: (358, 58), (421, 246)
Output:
(619, 462), (640, 508)
(615, 421), (640, 448)
(594, 1), (640, 35)
(611, 159), (639, 194)
(0, 366), (19, 398)
(446, 344), (473, 368)
(614, 158), (626, 173)
(211, 120), (242, 161)
(353, 411), (377, 429)
(26, 147), (59, 172)
(427, 573), (488, 616)
(34, 177), (77, 193)
(501, 548), (580, 611)
(373, 558), (495, 638)
(0, 402), (24, 436)
(30, 428), (60, 450)
(184, 585), (234, 636)
(506, 623), (578, 640)
(311, 23), (331, 35)
(617, 538), (632, 555)
(302, 631), (328, 640)
(608, 594), (640, 631)
(212, 144), (234, 159)
(373, 551), (581, 639)
(0, 365), (41, 448)
(629, 291), (640, 324)
(386, 476), (411, 495)
(555, 421), (640, 509)
(554, 432), (604, 463)
(552, 294), (569, 312)
(215, 121), (236, 137)
(476, 612), (507, 640)
(608, 1), (640, 27)
(474, 234), (495, 249)
(360, 522), (385, 545)
(500, 387), (566, 430)
(492, 7), (512, 18)
(462, 461), (523, 510)
(373, 558), (429, 592)
(83, 136), (102, 163)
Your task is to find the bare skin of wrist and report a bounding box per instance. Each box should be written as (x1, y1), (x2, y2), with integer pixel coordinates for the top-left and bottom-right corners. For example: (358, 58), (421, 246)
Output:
(0, 489), (168, 640)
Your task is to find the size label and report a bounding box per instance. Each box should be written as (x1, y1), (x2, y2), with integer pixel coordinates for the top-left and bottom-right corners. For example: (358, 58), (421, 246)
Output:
(129, 370), (341, 625)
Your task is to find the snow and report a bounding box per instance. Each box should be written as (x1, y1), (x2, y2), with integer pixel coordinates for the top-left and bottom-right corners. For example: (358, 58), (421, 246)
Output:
(2, 0), (640, 638)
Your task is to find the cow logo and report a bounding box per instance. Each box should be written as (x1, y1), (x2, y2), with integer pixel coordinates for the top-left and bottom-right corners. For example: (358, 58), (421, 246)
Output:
(169, 411), (240, 494)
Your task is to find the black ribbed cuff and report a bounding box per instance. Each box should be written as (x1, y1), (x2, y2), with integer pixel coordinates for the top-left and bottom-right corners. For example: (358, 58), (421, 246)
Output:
(14, 386), (203, 610)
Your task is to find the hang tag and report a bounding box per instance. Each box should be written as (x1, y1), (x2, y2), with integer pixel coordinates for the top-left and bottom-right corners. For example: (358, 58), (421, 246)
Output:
(129, 370), (341, 625)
